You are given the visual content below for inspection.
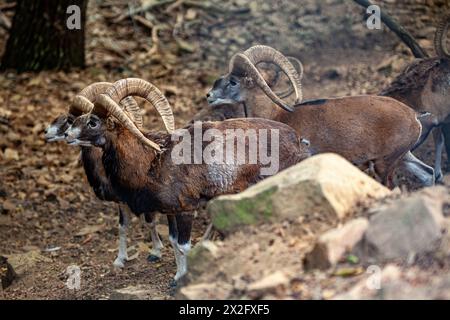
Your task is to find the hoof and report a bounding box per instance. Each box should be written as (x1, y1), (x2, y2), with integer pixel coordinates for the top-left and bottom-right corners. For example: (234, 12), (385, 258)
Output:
(147, 254), (161, 263)
(169, 279), (178, 288)
(113, 259), (126, 269)
(435, 172), (444, 184)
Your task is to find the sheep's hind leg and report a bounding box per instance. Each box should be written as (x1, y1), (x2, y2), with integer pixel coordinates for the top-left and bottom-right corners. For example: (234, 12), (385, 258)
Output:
(442, 124), (450, 172)
(113, 204), (130, 269)
(167, 215), (180, 287)
(144, 213), (164, 263)
(433, 127), (445, 183)
(402, 151), (435, 187)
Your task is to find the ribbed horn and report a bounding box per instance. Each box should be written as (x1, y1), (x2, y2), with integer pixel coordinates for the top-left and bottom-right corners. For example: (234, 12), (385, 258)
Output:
(229, 53), (294, 112)
(242, 46), (303, 103)
(69, 82), (112, 116)
(274, 56), (304, 100)
(94, 94), (161, 151)
(121, 96), (143, 129)
(435, 14), (450, 59)
(101, 78), (175, 133)
(69, 82), (142, 128)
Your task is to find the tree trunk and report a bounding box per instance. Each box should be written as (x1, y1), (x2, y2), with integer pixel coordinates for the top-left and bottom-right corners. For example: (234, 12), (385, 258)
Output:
(1, 0), (87, 72)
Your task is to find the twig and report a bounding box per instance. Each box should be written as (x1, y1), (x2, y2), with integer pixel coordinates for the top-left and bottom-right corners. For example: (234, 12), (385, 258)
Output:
(201, 223), (214, 241)
(115, 0), (177, 22)
(353, 0), (429, 59)
(133, 15), (154, 30)
(149, 24), (165, 56)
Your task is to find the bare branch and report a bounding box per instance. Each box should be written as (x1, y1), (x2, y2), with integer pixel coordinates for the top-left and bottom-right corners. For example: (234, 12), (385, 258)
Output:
(353, 0), (429, 58)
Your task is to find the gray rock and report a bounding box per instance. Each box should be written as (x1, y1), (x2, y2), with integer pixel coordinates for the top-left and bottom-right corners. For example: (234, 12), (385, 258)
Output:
(208, 154), (390, 233)
(357, 188), (446, 262)
(304, 218), (369, 270)
(187, 241), (220, 278)
(110, 285), (163, 300)
(177, 282), (233, 300)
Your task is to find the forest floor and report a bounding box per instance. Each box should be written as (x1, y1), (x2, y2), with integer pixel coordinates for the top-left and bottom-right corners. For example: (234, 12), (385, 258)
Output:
(0, 0), (449, 299)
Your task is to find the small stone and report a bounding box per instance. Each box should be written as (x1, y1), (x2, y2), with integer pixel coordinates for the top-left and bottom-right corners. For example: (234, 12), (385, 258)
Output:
(110, 285), (161, 300)
(247, 271), (289, 293)
(177, 282), (233, 300)
(187, 241), (219, 279)
(304, 218), (369, 270)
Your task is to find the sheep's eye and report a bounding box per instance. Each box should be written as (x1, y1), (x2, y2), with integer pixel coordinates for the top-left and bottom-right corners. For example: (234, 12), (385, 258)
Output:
(67, 118), (74, 125)
(229, 79), (238, 87)
(88, 120), (98, 128)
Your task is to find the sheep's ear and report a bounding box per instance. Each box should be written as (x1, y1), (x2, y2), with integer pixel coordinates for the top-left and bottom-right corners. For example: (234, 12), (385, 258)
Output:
(106, 117), (116, 130)
(242, 76), (255, 88)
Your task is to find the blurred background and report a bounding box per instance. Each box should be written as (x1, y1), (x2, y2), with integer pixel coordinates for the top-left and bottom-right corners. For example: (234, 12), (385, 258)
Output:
(0, 0), (448, 299)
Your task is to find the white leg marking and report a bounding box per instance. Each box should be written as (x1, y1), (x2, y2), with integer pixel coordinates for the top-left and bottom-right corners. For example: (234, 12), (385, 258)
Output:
(174, 242), (191, 281)
(149, 221), (164, 258)
(113, 205), (129, 269)
(403, 151), (435, 186)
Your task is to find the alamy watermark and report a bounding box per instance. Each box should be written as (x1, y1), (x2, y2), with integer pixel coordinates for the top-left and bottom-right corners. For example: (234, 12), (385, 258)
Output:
(66, 5), (82, 30)
(170, 122), (280, 176)
(66, 265), (81, 290)
(366, 5), (381, 30)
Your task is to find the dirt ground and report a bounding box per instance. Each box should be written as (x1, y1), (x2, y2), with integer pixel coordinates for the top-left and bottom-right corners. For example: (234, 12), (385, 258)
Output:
(0, 0), (449, 299)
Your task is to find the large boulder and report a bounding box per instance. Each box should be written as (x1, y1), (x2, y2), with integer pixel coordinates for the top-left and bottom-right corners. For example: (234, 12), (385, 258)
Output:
(208, 153), (390, 233)
(356, 187), (446, 262)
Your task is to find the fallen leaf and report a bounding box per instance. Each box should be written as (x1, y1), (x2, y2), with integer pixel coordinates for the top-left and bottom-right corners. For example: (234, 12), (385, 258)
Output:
(75, 224), (105, 237)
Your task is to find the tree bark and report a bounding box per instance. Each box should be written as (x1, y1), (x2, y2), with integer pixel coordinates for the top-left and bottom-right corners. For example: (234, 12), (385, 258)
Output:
(0, 0), (87, 72)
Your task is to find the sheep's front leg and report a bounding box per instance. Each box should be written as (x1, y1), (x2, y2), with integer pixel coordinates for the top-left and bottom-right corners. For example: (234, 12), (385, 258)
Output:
(167, 213), (193, 286)
(433, 126), (445, 182)
(113, 204), (129, 269)
(144, 213), (164, 262)
(174, 213), (193, 282)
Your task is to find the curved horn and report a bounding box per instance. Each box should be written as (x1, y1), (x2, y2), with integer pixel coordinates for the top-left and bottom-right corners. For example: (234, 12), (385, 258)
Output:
(239, 45), (303, 104)
(95, 94), (161, 151)
(243, 46), (303, 102)
(69, 82), (143, 127)
(121, 96), (143, 129)
(435, 14), (450, 59)
(229, 53), (294, 112)
(69, 82), (112, 116)
(100, 78), (175, 133)
(273, 57), (304, 100)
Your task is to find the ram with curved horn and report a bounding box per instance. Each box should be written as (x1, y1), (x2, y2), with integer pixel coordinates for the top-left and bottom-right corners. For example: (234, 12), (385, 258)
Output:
(379, 13), (450, 182)
(207, 45), (434, 187)
(44, 82), (164, 269)
(65, 78), (310, 283)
